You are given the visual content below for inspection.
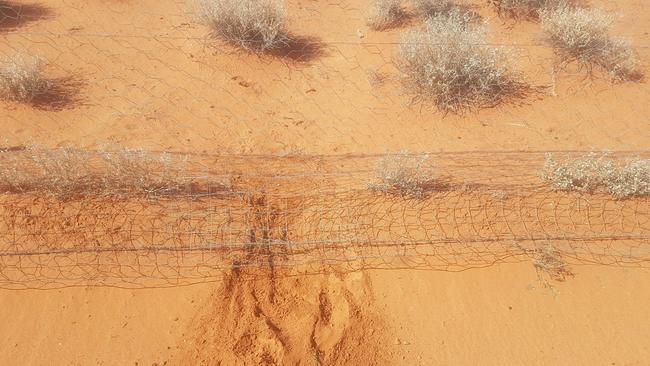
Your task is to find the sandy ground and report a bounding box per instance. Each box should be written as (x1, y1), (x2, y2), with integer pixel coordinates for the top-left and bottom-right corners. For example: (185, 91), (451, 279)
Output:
(2, 0), (649, 154)
(2, 265), (649, 365)
(0, 285), (208, 365)
(375, 264), (650, 365)
(1, 0), (649, 364)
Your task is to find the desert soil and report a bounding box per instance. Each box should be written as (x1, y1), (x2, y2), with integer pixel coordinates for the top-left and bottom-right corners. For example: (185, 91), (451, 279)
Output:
(1, 0), (649, 364)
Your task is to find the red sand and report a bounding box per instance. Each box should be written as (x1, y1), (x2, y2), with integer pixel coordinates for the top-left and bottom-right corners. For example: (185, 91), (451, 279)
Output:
(1, 0), (649, 364)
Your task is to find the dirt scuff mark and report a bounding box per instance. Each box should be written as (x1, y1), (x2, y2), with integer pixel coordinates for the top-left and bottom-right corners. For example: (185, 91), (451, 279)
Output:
(182, 268), (393, 365)
(180, 193), (394, 365)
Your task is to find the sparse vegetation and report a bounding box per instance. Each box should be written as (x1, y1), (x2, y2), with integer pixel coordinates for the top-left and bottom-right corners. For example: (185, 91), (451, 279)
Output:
(541, 153), (650, 198)
(540, 5), (643, 81)
(395, 10), (530, 113)
(0, 146), (229, 198)
(532, 244), (572, 282)
(489, 0), (566, 20)
(367, 0), (407, 30)
(0, 53), (50, 103)
(414, 0), (447, 16)
(199, 0), (288, 51)
(541, 153), (613, 193)
(368, 152), (438, 198)
(605, 158), (650, 198)
(0, 1), (53, 32)
(413, 0), (461, 18)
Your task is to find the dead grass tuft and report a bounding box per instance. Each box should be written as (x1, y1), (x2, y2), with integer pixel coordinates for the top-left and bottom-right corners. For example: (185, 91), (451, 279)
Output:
(489, 0), (568, 20)
(605, 158), (650, 198)
(541, 153), (650, 198)
(540, 5), (643, 81)
(199, 0), (288, 52)
(368, 152), (440, 198)
(395, 10), (532, 113)
(414, 0), (479, 20)
(367, 0), (409, 30)
(532, 244), (572, 282)
(0, 53), (50, 103)
(414, 0), (455, 17)
(541, 152), (613, 193)
(0, 146), (230, 198)
(0, 53), (83, 109)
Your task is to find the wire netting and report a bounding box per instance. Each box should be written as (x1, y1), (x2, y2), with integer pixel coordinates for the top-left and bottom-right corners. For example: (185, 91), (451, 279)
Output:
(1, 149), (648, 288)
(2, 1), (649, 151)
(2, 1), (649, 288)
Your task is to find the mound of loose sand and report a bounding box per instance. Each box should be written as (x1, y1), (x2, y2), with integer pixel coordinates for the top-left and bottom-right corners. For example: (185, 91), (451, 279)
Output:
(181, 268), (393, 365)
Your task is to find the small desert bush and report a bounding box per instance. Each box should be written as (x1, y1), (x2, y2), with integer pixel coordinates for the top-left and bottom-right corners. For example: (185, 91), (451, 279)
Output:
(0, 146), (215, 198)
(606, 159), (650, 198)
(489, 0), (566, 19)
(368, 152), (437, 198)
(541, 153), (613, 192)
(541, 153), (650, 198)
(532, 244), (572, 282)
(0, 53), (50, 103)
(413, 0), (460, 18)
(199, 0), (288, 51)
(367, 0), (407, 30)
(396, 10), (528, 113)
(540, 5), (642, 81)
(98, 149), (190, 195)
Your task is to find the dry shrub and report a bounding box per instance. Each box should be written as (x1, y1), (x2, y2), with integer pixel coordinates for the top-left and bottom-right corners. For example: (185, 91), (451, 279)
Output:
(413, 0), (468, 18)
(98, 149), (191, 196)
(0, 53), (50, 103)
(368, 152), (437, 198)
(367, 0), (408, 30)
(413, 0), (453, 16)
(532, 244), (572, 282)
(607, 159), (650, 198)
(541, 152), (613, 192)
(542, 153), (650, 198)
(2, 147), (96, 196)
(366, 67), (390, 87)
(396, 10), (530, 113)
(0, 146), (225, 198)
(199, 0), (288, 51)
(540, 5), (643, 81)
(489, 0), (567, 20)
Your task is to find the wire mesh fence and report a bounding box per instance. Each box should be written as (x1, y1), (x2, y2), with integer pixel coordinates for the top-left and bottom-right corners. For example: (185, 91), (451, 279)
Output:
(0, 148), (649, 288)
(1, 1), (649, 288)
(2, 0), (649, 152)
